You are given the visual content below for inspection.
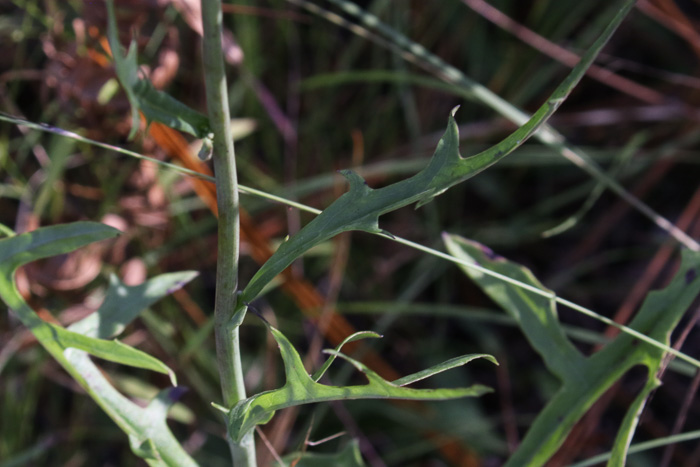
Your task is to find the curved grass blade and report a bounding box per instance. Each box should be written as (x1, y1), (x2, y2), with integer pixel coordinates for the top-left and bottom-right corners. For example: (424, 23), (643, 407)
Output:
(444, 234), (700, 466)
(312, 330), (382, 382)
(225, 323), (494, 442)
(570, 429), (700, 467)
(392, 353), (498, 387)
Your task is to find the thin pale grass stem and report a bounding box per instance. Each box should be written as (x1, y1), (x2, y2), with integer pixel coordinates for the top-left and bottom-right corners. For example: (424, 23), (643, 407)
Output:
(569, 429), (700, 467)
(0, 112), (319, 214)
(659, 367), (700, 467)
(385, 234), (700, 370)
(0, 112), (214, 182)
(307, 431), (347, 446)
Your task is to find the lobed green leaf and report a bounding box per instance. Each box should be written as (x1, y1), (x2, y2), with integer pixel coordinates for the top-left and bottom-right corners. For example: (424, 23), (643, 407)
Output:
(227, 323), (495, 442)
(239, 0), (635, 316)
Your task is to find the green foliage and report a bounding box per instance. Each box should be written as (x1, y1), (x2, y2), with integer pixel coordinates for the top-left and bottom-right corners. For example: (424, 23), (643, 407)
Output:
(105, 0), (211, 140)
(0, 223), (198, 466)
(444, 234), (700, 466)
(0, 224), (175, 382)
(68, 273), (198, 340)
(5, 0), (695, 464)
(299, 0), (697, 251)
(224, 322), (495, 442)
(239, 0), (631, 311)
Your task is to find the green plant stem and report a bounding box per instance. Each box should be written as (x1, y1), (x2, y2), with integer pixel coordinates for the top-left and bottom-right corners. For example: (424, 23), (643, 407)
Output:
(200, 1), (256, 465)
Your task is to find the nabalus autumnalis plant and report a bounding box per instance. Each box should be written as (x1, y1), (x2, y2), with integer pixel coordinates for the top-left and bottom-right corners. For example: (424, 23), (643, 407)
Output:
(4, 1), (695, 466)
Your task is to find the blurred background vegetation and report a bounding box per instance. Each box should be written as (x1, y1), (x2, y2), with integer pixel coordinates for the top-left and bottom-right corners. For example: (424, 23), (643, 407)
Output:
(1, 0), (700, 465)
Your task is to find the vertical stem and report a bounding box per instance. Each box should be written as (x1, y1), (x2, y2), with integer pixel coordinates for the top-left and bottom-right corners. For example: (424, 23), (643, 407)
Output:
(200, 1), (257, 465)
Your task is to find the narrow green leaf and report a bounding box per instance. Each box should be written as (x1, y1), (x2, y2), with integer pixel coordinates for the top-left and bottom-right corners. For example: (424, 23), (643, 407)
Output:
(595, 248), (700, 465)
(392, 353), (498, 387)
(314, 1), (696, 250)
(106, 0), (210, 139)
(0, 221), (120, 267)
(133, 79), (212, 138)
(227, 324), (494, 442)
(606, 376), (658, 466)
(443, 234), (585, 381)
(444, 234), (700, 466)
(54, 324), (176, 384)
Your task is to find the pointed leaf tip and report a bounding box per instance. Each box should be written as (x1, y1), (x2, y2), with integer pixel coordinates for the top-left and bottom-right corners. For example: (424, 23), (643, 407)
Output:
(450, 105), (460, 117)
(339, 169), (370, 190)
